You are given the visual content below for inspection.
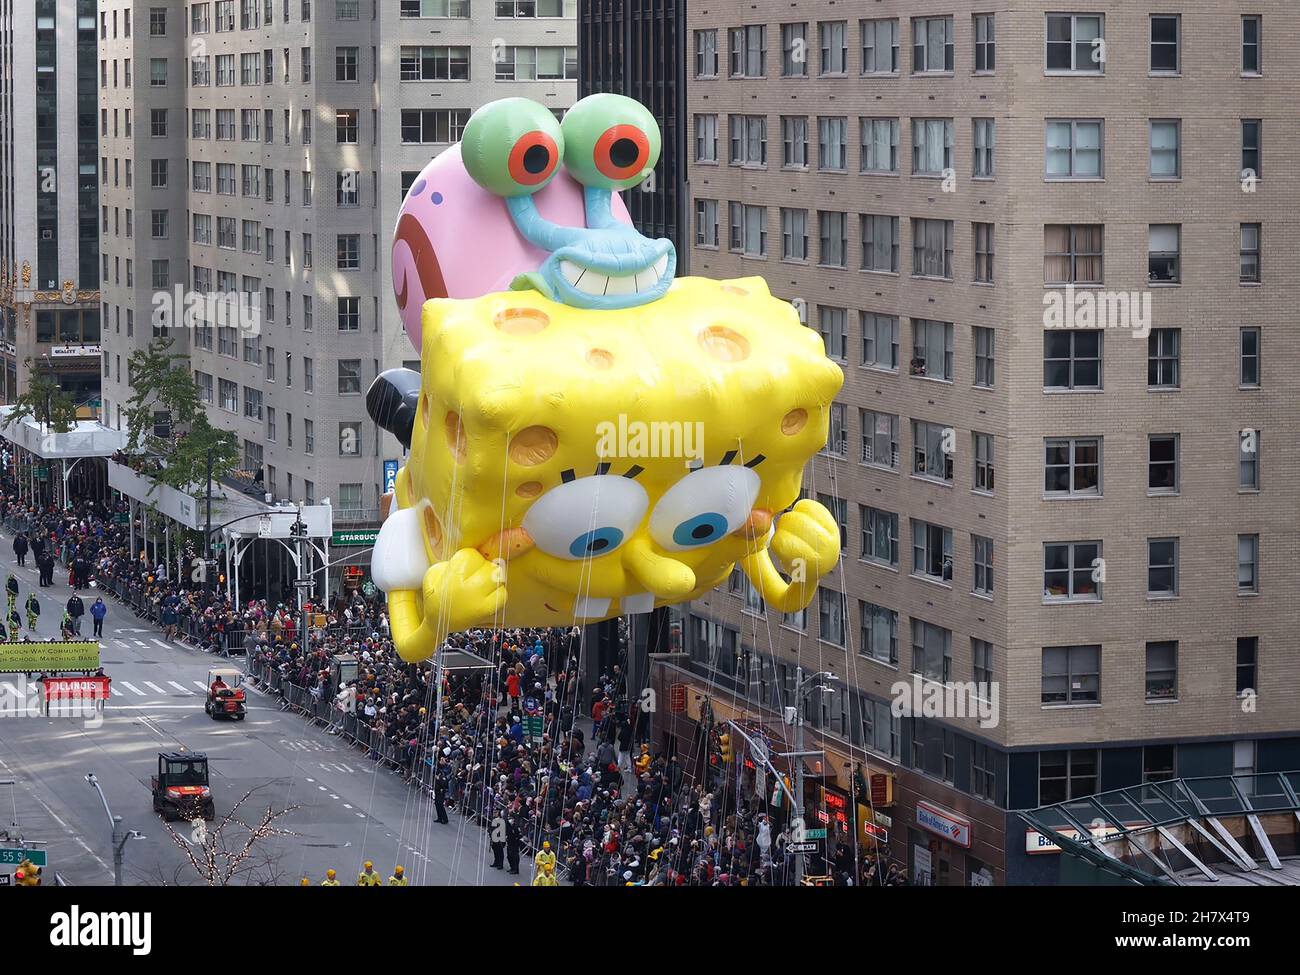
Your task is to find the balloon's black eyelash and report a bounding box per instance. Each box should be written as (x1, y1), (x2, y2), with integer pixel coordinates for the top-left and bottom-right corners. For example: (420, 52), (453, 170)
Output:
(622, 465), (644, 479)
(560, 468), (577, 483)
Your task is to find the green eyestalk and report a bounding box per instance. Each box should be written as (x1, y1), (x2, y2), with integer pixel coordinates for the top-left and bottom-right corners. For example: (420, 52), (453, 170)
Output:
(461, 98), (564, 197)
(560, 93), (661, 192)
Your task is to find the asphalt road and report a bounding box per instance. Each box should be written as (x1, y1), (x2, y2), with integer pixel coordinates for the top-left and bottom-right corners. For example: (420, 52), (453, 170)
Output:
(0, 528), (526, 887)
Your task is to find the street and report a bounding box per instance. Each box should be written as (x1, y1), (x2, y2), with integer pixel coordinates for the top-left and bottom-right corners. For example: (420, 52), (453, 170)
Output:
(0, 527), (525, 887)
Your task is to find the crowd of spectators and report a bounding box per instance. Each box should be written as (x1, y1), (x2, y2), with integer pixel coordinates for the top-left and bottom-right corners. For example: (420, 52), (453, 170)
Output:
(0, 477), (900, 886)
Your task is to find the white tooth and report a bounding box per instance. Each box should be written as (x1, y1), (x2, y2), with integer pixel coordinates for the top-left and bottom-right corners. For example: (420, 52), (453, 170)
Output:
(573, 596), (611, 619)
(621, 593), (655, 614)
(559, 260), (583, 285)
(653, 254), (669, 277)
(575, 271), (609, 295)
(634, 269), (657, 291)
(605, 272), (637, 295)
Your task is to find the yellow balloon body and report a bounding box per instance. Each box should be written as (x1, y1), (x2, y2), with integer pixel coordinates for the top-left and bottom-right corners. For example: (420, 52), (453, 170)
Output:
(378, 275), (845, 663)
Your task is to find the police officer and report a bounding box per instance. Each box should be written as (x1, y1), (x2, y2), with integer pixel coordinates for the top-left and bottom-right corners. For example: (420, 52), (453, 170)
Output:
(505, 815), (521, 875)
(388, 865), (408, 886)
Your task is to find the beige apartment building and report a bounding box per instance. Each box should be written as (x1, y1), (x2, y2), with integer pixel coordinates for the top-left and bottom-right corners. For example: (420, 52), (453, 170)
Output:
(99, 0), (577, 529)
(672, 0), (1299, 884)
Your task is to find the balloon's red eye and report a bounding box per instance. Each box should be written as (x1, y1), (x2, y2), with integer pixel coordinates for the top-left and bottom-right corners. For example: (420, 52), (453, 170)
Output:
(508, 130), (560, 187)
(594, 125), (650, 181)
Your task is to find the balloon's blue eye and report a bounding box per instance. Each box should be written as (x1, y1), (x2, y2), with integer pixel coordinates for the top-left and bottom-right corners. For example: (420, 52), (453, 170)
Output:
(672, 513), (728, 548)
(568, 527), (625, 558)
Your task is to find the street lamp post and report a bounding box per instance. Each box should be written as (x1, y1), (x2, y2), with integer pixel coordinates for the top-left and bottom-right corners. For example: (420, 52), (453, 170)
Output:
(86, 773), (145, 887)
(792, 668), (836, 886)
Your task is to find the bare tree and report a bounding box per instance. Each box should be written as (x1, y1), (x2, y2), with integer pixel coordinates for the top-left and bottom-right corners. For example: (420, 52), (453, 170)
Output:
(157, 789), (299, 886)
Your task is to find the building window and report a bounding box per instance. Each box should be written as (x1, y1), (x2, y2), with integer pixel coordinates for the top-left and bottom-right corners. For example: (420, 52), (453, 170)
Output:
(911, 319), (953, 380)
(818, 211), (847, 267)
(1241, 120), (1260, 179)
(911, 619), (951, 682)
(1046, 119), (1102, 178)
(1143, 745), (1176, 783)
(860, 117), (899, 174)
(861, 214), (899, 273)
(1043, 542), (1101, 601)
(728, 203), (766, 257)
(1043, 331), (1101, 390)
(1147, 328), (1180, 388)
(973, 639), (993, 695)
(911, 521), (953, 584)
(337, 235), (360, 270)
(817, 305), (848, 361)
(1238, 534), (1259, 593)
(1149, 120), (1180, 179)
(818, 116), (848, 172)
(695, 30), (718, 78)
(911, 118), (953, 176)
(1145, 641), (1178, 700)
(1240, 224), (1261, 283)
(494, 46), (578, 81)
(728, 25), (765, 78)
(973, 13), (995, 72)
(826, 403), (847, 456)
(398, 45), (469, 81)
(1039, 750), (1098, 804)
(911, 420), (953, 484)
(972, 535), (994, 596)
(819, 20), (847, 75)
(694, 199), (718, 248)
(1239, 327), (1260, 387)
(861, 506), (899, 567)
(818, 588), (845, 647)
(781, 116), (808, 168)
(1236, 637), (1258, 694)
(728, 115), (767, 167)
(1148, 538), (1178, 597)
(860, 602), (898, 665)
(973, 224), (995, 284)
(1241, 16), (1261, 75)
(912, 16), (954, 73)
(971, 326), (995, 386)
(399, 108), (470, 144)
(1041, 646), (1100, 705)
(911, 220), (953, 279)
(694, 114), (717, 162)
(1240, 429), (1260, 490)
(780, 208), (807, 261)
(1148, 434), (1179, 494)
(861, 18), (898, 74)
(861, 313), (899, 371)
(780, 23), (807, 77)
(337, 359), (361, 395)
(1046, 13), (1103, 73)
(335, 109), (358, 143)
(1045, 438), (1101, 496)
(1149, 15), (1179, 74)
(973, 432), (995, 493)
(1044, 224), (1103, 285)
(861, 410), (899, 470)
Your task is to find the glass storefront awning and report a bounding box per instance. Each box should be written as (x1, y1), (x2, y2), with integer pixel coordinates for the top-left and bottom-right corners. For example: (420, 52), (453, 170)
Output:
(1021, 771), (1300, 886)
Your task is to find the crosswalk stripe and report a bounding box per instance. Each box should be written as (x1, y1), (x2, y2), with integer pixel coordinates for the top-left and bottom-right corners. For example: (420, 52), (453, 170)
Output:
(110, 686), (123, 697)
(119, 681), (145, 696)
(134, 641), (148, 648)
(168, 681), (191, 694)
(143, 681), (166, 694)
(153, 639), (171, 650)
(193, 680), (209, 692)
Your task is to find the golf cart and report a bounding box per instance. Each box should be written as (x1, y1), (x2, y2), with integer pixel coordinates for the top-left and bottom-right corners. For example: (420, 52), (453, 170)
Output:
(151, 751), (215, 821)
(204, 667), (246, 720)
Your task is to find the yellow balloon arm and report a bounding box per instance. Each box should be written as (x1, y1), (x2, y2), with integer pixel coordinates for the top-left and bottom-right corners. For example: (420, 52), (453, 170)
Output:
(389, 588), (444, 663)
(739, 549), (815, 614)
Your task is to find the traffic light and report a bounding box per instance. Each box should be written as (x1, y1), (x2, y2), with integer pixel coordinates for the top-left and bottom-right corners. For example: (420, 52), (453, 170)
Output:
(719, 733), (733, 764)
(15, 859), (40, 886)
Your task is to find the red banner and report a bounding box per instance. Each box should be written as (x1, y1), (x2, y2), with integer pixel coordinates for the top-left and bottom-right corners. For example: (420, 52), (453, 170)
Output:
(42, 676), (111, 701)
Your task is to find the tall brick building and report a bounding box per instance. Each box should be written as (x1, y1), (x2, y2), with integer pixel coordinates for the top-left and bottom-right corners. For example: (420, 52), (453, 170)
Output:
(651, 1), (1300, 884)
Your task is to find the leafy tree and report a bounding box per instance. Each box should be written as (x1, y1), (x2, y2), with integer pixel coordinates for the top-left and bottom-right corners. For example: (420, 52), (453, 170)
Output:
(1, 361), (78, 433)
(122, 336), (201, 455)
(151, 413), (241, 496)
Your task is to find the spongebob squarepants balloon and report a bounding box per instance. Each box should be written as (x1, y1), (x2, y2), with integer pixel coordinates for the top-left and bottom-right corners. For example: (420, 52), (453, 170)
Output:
(370, 94), (845, 663)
